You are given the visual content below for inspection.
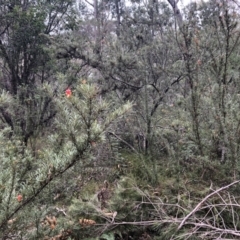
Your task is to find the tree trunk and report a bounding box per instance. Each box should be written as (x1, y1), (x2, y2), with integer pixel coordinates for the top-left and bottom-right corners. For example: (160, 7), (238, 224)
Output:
(167, 0), (183, 28)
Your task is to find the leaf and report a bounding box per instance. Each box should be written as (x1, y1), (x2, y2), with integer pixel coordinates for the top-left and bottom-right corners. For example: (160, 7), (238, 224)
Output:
(100, 232), (115, 240)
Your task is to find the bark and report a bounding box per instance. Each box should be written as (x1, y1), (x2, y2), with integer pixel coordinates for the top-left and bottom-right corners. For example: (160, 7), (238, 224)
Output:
(167, 0), (183, 28)
(115, 0), (121, 37)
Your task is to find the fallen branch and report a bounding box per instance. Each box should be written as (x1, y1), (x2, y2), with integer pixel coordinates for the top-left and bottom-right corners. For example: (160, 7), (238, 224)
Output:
(178, 180), (240, 230)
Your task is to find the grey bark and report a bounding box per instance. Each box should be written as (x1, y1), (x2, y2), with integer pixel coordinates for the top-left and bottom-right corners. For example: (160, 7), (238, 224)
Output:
(167, 0), (183, 28)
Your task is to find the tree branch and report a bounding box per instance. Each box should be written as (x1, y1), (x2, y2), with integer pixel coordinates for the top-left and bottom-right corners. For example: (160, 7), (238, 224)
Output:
(178, 180), (240, 230)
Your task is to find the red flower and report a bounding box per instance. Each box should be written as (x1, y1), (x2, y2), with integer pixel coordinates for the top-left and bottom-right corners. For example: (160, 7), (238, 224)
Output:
(65, 88), (72, 98)
(17, 194), (23, 202)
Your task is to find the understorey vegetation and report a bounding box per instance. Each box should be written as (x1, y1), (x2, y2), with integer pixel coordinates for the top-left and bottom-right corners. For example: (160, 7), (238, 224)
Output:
(1, 0), (240, 239)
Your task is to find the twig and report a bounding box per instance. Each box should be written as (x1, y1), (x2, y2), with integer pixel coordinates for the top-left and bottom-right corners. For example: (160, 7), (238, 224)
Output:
(108, 131), (139, 154)
(178, 180), (240, 230)
(56, 207), (67, 216)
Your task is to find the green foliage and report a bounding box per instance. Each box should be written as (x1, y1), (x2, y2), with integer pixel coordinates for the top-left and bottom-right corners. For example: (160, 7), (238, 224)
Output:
(120, 152), (158, 185)
(2, 0), (240, 239)
(0, 81), (132, 238)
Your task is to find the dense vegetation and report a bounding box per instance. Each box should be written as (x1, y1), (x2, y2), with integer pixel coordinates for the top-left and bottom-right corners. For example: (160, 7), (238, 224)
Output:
(1, 0), (240, 239)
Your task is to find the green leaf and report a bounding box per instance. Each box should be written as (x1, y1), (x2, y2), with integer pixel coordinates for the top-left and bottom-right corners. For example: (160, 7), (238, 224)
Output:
(100, 232), (115, 240)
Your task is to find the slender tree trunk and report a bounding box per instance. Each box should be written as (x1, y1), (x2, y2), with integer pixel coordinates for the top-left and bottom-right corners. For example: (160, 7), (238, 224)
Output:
(167, 0), (183, 28)
(115, 0), (121, 37)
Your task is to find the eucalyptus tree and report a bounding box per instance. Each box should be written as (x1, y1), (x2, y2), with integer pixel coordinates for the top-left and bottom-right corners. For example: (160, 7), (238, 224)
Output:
(165, 0), (240, 177)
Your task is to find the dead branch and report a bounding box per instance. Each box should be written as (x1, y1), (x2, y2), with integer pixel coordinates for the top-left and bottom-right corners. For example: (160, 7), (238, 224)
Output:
(178, 180), (240, 230)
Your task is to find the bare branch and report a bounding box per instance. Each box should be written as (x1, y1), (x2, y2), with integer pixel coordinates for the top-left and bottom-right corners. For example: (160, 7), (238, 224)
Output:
(178, 180), (240, 230)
